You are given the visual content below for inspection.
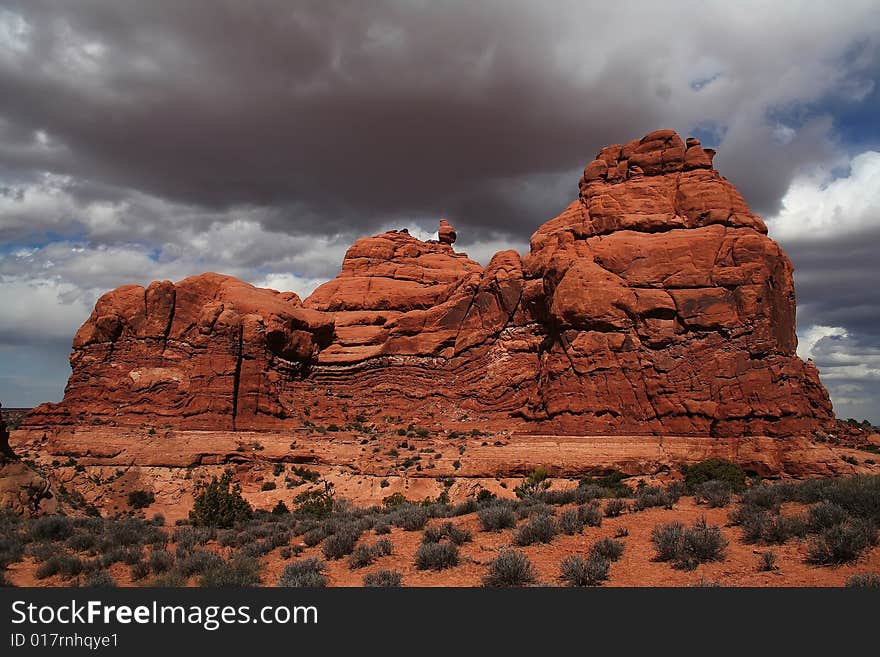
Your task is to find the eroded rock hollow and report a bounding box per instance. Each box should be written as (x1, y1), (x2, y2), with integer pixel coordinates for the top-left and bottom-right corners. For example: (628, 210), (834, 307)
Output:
(26, 130), (834, 437)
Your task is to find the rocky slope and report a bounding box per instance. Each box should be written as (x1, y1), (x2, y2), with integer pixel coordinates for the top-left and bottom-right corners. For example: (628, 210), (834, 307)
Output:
(0, 402), (55, 515)
(25, 129), (833, 437)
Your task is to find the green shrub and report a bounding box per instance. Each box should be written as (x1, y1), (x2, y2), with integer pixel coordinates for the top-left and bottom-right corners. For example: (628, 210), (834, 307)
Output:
(483, 549), (536, 587)
(279, 558), (327, 587)
(682, 458), (746, 493)
(414, 541), (459, 571)
(515, 467), (552, 499)
(290, 466), (321, 483)
(560, 554), (609, 586)
(260, 481), (276, 492)
(271, 500), (290, 515)
(363, 569), (402, 587)
(128, 490), (155, 509)
(292, 483), (335, 518)
(189, 473), (253, 528)
(590, 537), (625, 562)
(478, 505), (516, 532)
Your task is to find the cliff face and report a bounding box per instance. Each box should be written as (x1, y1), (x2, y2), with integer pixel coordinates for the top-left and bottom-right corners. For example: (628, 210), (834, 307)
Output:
(25, 130), (834, 437)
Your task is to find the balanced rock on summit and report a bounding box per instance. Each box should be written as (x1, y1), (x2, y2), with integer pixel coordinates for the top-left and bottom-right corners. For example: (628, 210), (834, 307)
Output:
(26, 129), (834, 438)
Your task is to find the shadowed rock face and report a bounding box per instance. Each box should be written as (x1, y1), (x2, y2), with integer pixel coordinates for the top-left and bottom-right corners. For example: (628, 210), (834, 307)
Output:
(26, 130), (834, 437)
(1, 402), (55, 515)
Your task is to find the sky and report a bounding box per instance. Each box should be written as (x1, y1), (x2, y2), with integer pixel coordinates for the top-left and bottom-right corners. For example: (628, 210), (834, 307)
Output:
(0, 1), (878, 423)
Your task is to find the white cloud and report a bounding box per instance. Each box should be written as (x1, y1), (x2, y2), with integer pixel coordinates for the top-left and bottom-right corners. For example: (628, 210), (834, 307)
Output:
(766, 150), (880, 242)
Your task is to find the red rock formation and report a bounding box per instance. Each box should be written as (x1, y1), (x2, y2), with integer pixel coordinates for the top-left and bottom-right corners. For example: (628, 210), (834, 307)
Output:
(438, 219), (457, 245)
(1, 402), (55, 515)
(26, 130), (834, 437)
(28, 273), (334, 429)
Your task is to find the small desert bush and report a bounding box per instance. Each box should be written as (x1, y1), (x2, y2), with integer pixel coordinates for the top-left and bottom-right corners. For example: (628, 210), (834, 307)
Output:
(478, 505), (516, 532)
(292, 484), (336, 518)
(514, 467), (552, 499)
(577, 501), (602, 527)
(348, 544), (378, 569)
(391, 505), (429, 531)
(560, 554), (609, 587)
(729, 503), (770, 543)
(279, 558), (327, 587)
(66, 532), (97, 552)
(761, 514), (808, 545)
(846, 572), (880, 588)
(758, 551), (777, 572)
(590, 537), (625, 562)
(558, 509), (584, 535)
(423, 522), (472, 545)
(363, 569), (403, 587)
(604, 498), (627, 518)
(148, 549), (174, 574)
(128, 490), (155, 509)
(322, 527), (363, 560)
(514, 514), (557, 546)
(483, 549), (536, 587)
(414, 541), (459, 571)
(130, 561), (151, 581)
(303, 525), (331, 547)
(199, 557), (261, 587)
(651, 519), (727, 570)
(35, 554), (83, 580)
(83, 570), (116, 588)
(807, 520), (877, 565)
(0, 535), (24, 568)
(149, 572), (187, 587)
(632, 485), (678, 511)
(30, 515), (74, 542)
(177, 549), (223, 577)
(172, 526), (216, 551)
(695, 480), (733, 508)
(806, 501), (849, 532)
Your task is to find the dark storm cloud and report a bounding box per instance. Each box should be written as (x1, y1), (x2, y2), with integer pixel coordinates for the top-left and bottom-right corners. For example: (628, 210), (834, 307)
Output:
(2, 0), (874, 241)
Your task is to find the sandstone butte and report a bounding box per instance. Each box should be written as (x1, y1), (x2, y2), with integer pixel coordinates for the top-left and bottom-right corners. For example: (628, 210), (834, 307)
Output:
(23, 129), (835, 440)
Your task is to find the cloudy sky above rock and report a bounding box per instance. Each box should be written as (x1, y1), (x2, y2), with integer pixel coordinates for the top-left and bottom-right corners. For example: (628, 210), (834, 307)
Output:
(0, 0), (878, 422)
